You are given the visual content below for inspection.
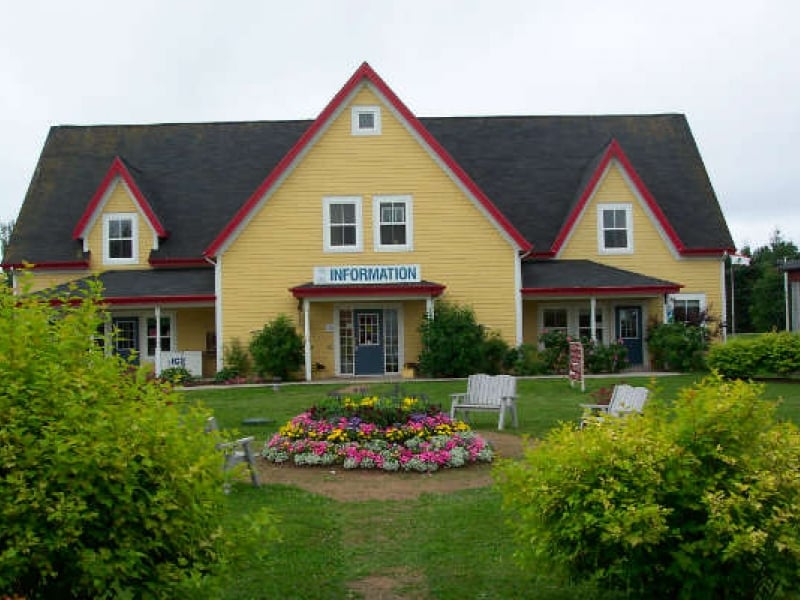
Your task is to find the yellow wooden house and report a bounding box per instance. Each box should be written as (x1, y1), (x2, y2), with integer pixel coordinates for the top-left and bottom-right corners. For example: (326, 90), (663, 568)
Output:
(3, 63), (734, 379)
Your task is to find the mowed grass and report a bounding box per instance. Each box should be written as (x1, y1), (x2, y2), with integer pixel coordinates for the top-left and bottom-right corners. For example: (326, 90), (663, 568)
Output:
(182, 375), (800, 599)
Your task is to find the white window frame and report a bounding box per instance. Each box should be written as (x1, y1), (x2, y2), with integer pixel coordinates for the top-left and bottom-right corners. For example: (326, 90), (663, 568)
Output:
(667, 293), (707, 325)
(538, 304), (610, 345)
(351, 105), (381, 136)
(597, 203), (633, 254)
(373, 195), (413, 252)
(323, 196), (363, 253)
(145, 313), (175, 358)
(103, 212), (138, 265)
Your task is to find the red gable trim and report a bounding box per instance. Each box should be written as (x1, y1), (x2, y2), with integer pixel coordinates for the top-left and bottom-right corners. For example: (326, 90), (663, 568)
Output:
(547, 139), (725, 258)
(204, 62), (530, 257)
(2, 260), (90, 270)
(72, 156), (167, 240)
(290, 283), (445, 299)
(522, 284), (681, 297)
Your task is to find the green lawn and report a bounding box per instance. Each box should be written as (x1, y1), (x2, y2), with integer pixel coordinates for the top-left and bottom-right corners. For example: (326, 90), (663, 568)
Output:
(182, 375), (800, 599)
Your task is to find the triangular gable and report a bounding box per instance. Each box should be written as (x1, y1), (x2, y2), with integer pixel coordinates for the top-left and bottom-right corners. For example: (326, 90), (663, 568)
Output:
(72, 156), (168, 241)
(204, 62), (531, 257)
(544, 139), (698, 258)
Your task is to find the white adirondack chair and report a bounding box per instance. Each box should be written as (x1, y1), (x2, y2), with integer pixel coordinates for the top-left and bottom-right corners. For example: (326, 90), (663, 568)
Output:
(579, 384), (649, 428)
(205, 416), (261, 487)
(449, 374), (518, 430)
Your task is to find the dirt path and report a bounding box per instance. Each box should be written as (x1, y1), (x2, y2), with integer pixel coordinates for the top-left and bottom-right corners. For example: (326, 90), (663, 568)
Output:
(253, 431), (526, 502)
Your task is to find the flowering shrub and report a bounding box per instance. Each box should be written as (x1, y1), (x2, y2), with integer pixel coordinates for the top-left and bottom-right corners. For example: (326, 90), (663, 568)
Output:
(263, 396), (493, 472)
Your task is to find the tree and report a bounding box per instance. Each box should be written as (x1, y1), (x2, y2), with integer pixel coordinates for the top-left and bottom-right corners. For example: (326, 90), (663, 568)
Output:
(0, 277), (275, 597)
(249, 314), (304, 380)
(0, 219), (14, 287)
(731, 229), (800, 333)
(418, 300), (486, 377)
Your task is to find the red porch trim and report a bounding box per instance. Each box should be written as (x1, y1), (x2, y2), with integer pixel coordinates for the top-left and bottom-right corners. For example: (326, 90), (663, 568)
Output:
(103, 294), (216, 305)
(149, 257), (210, 267)
(2, 260), (90, 270)
(522, 284), (681, 297)
(291, 283), (445, 299)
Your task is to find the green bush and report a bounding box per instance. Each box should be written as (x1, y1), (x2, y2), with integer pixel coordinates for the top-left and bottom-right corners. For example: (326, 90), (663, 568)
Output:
(159, 366), (194, 385)
(481, 332), (512, 375)
(708, 332), (800, 379)
(0, 279), (276, 598)
(495, 374), (800, 598)
(249, 314), (304, 381)
(508, 343), (549, 376)
(583, 338), (628, 374)
(418, 301), (487, 377)
(223, 337), (252, 378)
(647, 321), (709, 371)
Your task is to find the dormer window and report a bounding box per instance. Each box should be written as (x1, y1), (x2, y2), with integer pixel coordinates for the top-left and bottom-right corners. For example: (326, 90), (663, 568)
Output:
(351, 106), (381, 136)
(103, 212), (138, 264)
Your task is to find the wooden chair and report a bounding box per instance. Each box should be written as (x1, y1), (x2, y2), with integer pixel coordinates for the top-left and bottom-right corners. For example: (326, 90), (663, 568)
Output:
(579, 384), (649, 428)
(449, 374), (518, 430)
(205, 417), (260, 488)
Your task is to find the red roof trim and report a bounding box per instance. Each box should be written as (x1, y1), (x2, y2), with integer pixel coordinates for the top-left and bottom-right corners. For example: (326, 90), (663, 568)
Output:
(103, 294), (216, 305)
(72, 156), (167, 240)
(549, 139), (729, 258)
(149, 257), (210, 267)
(291, 283), (445, 299)
(204, 62), (530, 257)
(2, 260), (90, 270)
(522, 284), (681, 297)
(681, 247), (734, 257)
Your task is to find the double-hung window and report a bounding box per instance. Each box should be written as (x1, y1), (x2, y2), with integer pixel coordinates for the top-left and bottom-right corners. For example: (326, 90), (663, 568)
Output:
(103, 213), (138, 264)
(374, 195), (412, 251)
(323, 197), (362, 252)
(598, 204), (633, 254)
(668, 293), (706, 325)
(146, 316), (172, 357)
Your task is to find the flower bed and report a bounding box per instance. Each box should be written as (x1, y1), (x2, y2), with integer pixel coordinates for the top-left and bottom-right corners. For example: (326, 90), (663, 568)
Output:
(263, 396), (493, 472)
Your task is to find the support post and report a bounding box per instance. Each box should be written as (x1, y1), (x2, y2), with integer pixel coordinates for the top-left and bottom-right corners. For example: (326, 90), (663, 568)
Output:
(303, 298), (311, 381)
(154, 304), (162, 376)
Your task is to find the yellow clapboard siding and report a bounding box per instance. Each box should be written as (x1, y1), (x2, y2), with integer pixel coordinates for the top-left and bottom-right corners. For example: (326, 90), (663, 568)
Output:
(221, 85), (518, 371)
(176, 307), (215, 351)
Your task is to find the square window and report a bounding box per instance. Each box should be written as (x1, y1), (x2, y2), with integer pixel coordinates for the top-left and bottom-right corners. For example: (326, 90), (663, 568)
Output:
(351, 106), (381, 136)
(323, 197), (362, 252)
(374, 195), (412, 251)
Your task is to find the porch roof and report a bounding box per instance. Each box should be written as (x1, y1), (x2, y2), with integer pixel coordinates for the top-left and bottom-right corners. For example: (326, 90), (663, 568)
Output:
(48, 268), (215, 305)
(521, 260), (681, 297)
(290, 280), (446, 299)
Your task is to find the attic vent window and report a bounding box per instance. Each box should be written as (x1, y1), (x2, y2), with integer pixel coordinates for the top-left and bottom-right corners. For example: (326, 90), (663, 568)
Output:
(351, 106), (381, 136)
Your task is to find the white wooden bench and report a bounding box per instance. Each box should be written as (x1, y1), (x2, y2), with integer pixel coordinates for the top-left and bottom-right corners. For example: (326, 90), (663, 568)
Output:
(205, 417), (261, 488)
(449, 374), (518, 430)
(579, 384), (649, 428)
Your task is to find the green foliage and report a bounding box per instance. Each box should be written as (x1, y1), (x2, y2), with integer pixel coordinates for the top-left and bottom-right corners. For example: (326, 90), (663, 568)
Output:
(481, 332), (512, 375)
(708, 332), (800, 379)
(159, 366), (194, 385)
(507, 343), (549, 376)
(647, 321), (709, 371)
(418, 301), (487, 377)
(249, 314), (304, 381)
(538, 330), (628, 374)
(223, 337), (252, 378)
(538, 330), (570, 373)
(0, 278), (273, 598)
(495, 374), (800, 598)
(0, 219), (14, 288)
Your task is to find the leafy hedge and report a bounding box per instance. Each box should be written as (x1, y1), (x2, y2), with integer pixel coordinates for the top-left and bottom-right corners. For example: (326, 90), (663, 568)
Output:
(707, 332), (800, 379)
(495, 374), (800, 597)
(0, 279), (276, 598)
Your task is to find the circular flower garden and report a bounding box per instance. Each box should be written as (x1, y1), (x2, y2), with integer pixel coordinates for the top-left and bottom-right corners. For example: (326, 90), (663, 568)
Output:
(263, 396), (494, 472)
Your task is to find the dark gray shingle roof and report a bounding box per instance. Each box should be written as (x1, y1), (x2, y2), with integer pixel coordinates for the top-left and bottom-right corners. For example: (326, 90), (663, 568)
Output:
(4, 114), (733, 265)
(47, 268), (214, 300)
(521, 260), (680, 292)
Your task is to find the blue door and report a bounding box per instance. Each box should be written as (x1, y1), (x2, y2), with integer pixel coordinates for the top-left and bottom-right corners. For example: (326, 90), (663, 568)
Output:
(616, 306), (643, 365)
(112, 317), (140, 364)
(354, 310), (384, 375)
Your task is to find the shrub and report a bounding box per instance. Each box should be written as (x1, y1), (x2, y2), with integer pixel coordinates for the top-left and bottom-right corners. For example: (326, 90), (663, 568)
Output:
(481, 332), (512, 375)
(508, 343), (549, 376)
(249, 314), (304, 381)
(159, 365), (194, 385)
(708, 332), (800, 379)
(418, 301), (486, 377)
(583, 338), (628, 374)
(538, 330), (570, 373)
(0, 279), (275, 597)
(495, 374), (800, 598)
(647, 321), (709, 371)
(223, 336), (252, 377)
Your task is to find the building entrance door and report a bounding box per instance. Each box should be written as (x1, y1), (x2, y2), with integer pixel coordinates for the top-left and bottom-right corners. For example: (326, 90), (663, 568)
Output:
(353, 309), (384, 375)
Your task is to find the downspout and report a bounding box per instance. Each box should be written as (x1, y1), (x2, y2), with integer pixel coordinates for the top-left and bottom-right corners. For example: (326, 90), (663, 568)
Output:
(205, 255), (224, 373)
(514, 251), (523, 346)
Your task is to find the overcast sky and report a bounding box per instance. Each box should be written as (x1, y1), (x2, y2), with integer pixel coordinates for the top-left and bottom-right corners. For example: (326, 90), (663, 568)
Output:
(2, 0), (798, 251)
